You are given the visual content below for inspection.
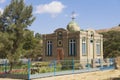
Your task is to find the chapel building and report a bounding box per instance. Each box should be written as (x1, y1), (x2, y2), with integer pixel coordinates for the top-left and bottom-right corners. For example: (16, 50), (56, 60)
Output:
(42, 15), (103, 63)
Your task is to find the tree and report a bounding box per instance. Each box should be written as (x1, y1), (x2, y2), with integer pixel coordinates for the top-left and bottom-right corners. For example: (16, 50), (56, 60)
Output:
(101, 31), (120, 58)
(23, 32), (43, 60)
(0, 10), (11, 58)
(33, 33), (43, 59)
(0, 0), (35, 72)
(0, 32), (13, 58)
(35, 33), (42, 39)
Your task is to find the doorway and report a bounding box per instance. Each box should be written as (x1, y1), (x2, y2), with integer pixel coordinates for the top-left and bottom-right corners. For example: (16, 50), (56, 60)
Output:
(57, 48), (64, 60)
(90, 42), (94, 59)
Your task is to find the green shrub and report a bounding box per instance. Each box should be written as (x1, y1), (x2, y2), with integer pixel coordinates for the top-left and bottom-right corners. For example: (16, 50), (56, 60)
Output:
(32, 62), (50, 67)
(21, 65), (28, 69)
(61, 60), (73, 70)
(39, 67), (54, 73)
(74, 63), (84, 70)
(39, 67), (47, 73)
(74, 63), (80, 70)
(31, 61), (55, 74)
(31, 62), (52, 74)
(31, 67), (39, 74)
(56, 63), (62, 71)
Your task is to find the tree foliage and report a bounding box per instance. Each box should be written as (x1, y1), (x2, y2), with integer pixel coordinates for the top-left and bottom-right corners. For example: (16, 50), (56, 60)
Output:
(0, 0), (43, 72)
(101, 31), (120, 58)
(23, 31), (43, 59)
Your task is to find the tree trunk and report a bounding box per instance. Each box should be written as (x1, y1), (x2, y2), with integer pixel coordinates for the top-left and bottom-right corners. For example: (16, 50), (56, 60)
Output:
(8, 62), (13, 73)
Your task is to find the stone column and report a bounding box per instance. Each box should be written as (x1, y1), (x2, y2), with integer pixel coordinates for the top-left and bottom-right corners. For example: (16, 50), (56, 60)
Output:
(93, 39), (96, 59)
(79, 36), (82, 63)
(100, 35), (103, 59)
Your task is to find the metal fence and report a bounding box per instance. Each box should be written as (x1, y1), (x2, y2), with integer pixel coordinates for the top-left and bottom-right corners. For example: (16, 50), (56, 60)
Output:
(0, 58), (115, 80)
(29, 58), (115, 79)
(0, 59), (28, 79)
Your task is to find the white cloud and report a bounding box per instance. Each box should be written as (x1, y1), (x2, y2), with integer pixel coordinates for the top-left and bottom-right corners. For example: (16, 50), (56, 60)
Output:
(0, 8), (3, 14)
(35, 1), (66, 17)
(0, 0), (5, 3)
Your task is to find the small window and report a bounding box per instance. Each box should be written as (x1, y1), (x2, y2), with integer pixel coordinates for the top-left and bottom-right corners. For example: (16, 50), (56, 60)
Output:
(90, 39), (93, 43)
(58, 40), (62, 47)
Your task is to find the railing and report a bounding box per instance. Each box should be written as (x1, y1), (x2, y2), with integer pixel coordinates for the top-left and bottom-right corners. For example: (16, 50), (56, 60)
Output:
(0, 58), (115, 80)
(29, 58), (115, 79)
(0, 59), (28, 79)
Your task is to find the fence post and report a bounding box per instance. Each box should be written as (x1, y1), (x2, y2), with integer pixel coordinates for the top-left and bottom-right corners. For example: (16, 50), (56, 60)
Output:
(28, 59), (31, 80)
(72, 59), (74, 73)
(4, 59), (7, 73)
(107, 58), (110, 67)
(54, 60), (56, 76)
(87, 59), (88, 69)
(5, 59), (7, 73)
(113, 58), (115, 69)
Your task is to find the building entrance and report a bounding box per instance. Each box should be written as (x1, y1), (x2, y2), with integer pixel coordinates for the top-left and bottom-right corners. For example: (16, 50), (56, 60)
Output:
(57, 48), (64, 60)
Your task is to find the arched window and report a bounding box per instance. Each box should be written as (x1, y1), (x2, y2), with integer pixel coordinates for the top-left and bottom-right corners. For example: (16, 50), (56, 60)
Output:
(69, 39), (76, 56)
(96, 40), (101, 55)
(57, 31), (62, 39)
(82, 37), (87, 56)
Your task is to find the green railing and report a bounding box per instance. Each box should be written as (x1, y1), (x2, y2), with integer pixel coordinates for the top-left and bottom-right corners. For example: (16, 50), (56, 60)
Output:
(30, 58), (115, 74)
(0, 58), (115, 80)
(0, 59), (28, 79)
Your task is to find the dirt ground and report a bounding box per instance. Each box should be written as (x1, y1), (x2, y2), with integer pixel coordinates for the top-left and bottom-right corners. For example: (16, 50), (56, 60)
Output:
(0, 70), (120, 80)
(34, 70), (120, 80)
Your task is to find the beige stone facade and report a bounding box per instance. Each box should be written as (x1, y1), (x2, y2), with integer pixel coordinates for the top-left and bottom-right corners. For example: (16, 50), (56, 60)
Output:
(42, 20), (103, 62)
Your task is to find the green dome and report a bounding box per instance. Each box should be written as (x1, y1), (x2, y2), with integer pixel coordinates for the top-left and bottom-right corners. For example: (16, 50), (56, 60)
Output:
(67, 21), (80, 32)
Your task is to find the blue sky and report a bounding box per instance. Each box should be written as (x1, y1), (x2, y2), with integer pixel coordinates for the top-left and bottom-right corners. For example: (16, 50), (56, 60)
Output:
(0, 0), (120, 34)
